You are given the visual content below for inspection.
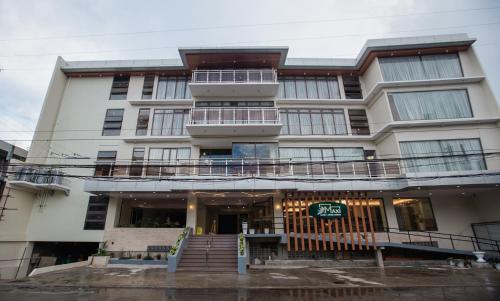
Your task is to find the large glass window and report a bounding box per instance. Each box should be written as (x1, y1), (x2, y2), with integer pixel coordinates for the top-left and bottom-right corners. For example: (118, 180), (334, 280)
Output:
(102, 109), (124, 136)
(389, 89), (472, 121)
(232, 143), (278, 159)
(141, 75), (155, 99)
(400, 139), (486, 173)
(118, 199), (186, 228)
(156, 76), (191, 99)
(278, 76), (341, 99)
(393, 198), (437, 231)
(151, 109), (189, 136)
(379, 53), (463, 81)
(279, 147), (364, 161)
(280, 109), (347, 135)
(146, 147), (191, 176)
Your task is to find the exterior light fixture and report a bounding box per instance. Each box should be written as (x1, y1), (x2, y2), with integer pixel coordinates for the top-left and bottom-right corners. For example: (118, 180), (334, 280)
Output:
(189, 204), (194, 210)
(275, 204), (282, 210)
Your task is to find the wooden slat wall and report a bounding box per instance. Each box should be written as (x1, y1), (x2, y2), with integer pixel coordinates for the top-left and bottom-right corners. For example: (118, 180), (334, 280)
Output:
(284, 191), (377, 252)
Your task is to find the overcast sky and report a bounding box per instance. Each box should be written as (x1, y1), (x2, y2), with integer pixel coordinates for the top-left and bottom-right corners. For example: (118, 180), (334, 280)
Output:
(1, 0), (499, 150)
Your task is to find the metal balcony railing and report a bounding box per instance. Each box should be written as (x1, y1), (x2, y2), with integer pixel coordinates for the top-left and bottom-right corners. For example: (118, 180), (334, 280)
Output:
(191, 69), (277, 84)
(189, 108), (280, 125)
(94, 159), (403, 178)
(10, 166), (70, 186)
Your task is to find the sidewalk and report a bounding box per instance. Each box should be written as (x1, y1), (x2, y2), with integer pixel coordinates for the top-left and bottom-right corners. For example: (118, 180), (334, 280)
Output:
(2, 265), (500, 289)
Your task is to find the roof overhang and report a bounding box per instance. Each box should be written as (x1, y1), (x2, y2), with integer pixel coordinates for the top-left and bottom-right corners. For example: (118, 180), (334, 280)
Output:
(60, 34), (476, 76)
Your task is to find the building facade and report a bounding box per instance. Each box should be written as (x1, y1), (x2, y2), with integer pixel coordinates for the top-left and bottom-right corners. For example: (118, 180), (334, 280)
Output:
(1, 34), (500, 278)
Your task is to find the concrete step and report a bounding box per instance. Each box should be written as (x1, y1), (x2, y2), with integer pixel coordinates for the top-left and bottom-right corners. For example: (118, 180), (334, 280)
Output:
(176, 267), (237, 273)
(182, 257), (238, 263)
(179, 262), (237, 267)
(182, 249), (237, 256)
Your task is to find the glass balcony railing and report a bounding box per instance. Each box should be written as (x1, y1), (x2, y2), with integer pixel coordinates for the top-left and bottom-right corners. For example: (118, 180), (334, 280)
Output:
(189, 108), (280, 125)
(93, 159), (403, 178)
(191, 69), (277, 84)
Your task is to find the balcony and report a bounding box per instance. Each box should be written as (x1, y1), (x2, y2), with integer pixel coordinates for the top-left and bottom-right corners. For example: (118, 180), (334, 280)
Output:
(9, 167), (71, 195)
(186, 108), (282, 137)
(189, 69), (279, 97)
(84, 156), (500, 193)
(92, 159), (403, 178)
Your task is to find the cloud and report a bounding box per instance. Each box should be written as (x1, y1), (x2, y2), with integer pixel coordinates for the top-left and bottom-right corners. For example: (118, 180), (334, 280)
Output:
(0, 0), (499, 151)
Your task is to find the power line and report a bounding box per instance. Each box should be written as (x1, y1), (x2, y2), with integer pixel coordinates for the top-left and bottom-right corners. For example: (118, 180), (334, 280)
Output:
(1, 21), (500, 58)
(1, 5), (499, 42)
(4, 151), (499, 169)
(1, 124), (498, 143)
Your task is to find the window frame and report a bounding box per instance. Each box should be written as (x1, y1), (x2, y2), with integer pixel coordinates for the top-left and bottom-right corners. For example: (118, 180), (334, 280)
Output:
(135, 108), (150, 136)
(102, 109), (124, 136)
(83, 196), (109, 230)
(388, 88), (473, 121)
(109, 75), (130, 100)
(392, 197), (438, 231)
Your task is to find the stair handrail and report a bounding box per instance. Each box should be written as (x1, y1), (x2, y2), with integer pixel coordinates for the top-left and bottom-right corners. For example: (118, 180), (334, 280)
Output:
(382, 227), (500, 253)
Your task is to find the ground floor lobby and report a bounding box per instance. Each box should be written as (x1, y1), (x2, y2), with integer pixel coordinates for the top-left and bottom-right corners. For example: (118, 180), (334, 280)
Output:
(101, 186), (500, 256)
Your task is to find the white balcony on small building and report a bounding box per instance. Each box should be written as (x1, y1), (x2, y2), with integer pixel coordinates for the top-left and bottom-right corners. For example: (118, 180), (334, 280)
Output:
(8, 167), (71, 195)
(188, 69), (279, 97)
(186, 107), (282, 137)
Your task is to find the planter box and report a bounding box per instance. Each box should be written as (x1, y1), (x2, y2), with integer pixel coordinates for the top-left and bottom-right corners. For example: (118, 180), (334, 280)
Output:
(90, 255), (110, 266)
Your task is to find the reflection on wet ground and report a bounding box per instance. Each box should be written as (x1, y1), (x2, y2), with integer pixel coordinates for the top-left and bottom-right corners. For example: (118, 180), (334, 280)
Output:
(1, 266), (500, 300)
(0, 286), (499, 301)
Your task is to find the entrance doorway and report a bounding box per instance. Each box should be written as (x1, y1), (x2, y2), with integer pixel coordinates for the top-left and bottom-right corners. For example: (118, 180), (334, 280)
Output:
(218, 214), (238, 234)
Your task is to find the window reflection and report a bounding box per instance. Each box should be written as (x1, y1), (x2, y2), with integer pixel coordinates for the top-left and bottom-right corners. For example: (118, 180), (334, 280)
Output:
(393, 198), (437, 231)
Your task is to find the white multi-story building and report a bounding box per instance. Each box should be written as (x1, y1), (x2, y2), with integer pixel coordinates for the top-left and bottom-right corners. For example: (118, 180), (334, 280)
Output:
(1, 34), (500, 277)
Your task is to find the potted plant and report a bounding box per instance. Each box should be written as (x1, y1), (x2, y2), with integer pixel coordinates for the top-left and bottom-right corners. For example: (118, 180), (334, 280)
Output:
(143, 252), (154, 260)
(242, 222), (248, 234)
(155, 254), (162, 260)
(249, 228), (255, 234)
(264, 227), (270, 234)
(456, 259), (465, 268)
(91, 241), (110, 266)
(447, 257), (455, 266)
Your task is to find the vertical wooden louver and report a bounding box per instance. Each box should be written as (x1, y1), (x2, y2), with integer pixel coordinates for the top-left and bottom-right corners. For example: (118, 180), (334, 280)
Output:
(284, 191), (377, 252)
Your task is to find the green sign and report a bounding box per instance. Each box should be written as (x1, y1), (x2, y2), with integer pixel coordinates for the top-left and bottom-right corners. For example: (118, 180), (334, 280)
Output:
(309, 202), (347, 219)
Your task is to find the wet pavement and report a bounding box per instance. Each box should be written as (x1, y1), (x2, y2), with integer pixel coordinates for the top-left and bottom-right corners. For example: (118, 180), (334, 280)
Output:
(0, 265), (499, 300)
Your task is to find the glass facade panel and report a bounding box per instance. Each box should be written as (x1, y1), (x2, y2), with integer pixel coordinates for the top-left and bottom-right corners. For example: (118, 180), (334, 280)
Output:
(280, 109), (347, 135)
(389, 89), (472, 121)
(278, 76), (341, 99)
(393, 198), (437, 231)
(379, 53), (462, 81)
(151, 109), (189, 136)
(156, 76), (191, 99)
(400, 139), (485, 173)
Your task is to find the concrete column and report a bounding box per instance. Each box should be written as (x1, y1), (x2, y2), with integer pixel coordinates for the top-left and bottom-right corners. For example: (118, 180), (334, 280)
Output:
(375, 248), (384, 268)
(382, 194), (398, 230)
(104, 197), (121, 229)
(273, 191), (284, 234)
(196, 200), (206, 235)
(186, 192), (197, 230)
(338, 75), (347, 99)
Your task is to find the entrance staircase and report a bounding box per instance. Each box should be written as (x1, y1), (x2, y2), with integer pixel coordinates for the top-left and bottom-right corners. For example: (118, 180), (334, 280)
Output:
(177, 234), (238, 272)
